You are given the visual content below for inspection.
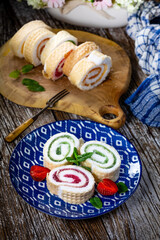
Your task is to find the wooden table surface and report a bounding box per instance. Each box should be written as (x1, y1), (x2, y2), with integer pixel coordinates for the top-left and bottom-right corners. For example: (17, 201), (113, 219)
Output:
(0, 0), (159, 239)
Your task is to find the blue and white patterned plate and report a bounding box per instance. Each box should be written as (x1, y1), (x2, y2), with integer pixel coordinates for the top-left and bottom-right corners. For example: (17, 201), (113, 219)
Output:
(9, 120), (142, 219)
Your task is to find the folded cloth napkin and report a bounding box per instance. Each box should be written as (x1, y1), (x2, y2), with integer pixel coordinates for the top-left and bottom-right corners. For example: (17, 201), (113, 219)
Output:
(125, 74), (160, 127)
(125, 0), (160, 127)
(126, 1), (160, 40)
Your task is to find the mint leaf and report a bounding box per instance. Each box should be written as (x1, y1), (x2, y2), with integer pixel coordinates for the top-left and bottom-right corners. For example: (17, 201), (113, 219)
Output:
(66, 148), (93, 166)
(27, 84), (45, 92)
(81, 166), (91, 172)
(67, 40), (76, 45)
(22, 78), (45, 92)
(21, 64), (34, 74)
(116, 182), (128, 193)
(90, 197), (102, 209)
(73, 147), (78, 160)
(77, 152), (93, 162)
(22, 78), (39, 86)
(66, 157), (78, 165)
(66, 157), (74, 161)
(9, 70), (20, 79)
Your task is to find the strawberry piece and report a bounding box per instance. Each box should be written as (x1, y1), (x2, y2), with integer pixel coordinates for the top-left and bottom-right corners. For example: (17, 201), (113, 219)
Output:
(97, 179), (118, 196)
(30, 165), (50, 181)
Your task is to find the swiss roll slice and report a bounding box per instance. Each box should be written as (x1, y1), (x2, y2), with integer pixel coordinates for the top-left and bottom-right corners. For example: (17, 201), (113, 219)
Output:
(80, 140), (121, 182)
(63, 41), (100, 77)
(46, 165), (95, 204)
(68, 50), (112, 90)
(41, 30), (78, 65)
(23, 28), (55, 66)
(42, 41), (76, 80)
(43, 132), (80, 170)
(9, 20), (52, 58)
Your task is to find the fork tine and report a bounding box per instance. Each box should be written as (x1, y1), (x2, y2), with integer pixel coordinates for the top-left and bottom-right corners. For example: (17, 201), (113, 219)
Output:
(46, 89), (69, 105)
(46, 89), (68, 104)
(48, 90), (70, 108)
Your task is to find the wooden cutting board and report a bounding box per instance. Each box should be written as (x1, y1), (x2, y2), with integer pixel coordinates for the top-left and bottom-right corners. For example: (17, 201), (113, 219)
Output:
(0, 29), (131, 129)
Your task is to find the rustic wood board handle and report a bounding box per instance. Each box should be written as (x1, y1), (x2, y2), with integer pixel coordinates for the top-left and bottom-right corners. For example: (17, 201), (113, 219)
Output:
(93, 104), (126, 129)
(0, 29), (131, 129)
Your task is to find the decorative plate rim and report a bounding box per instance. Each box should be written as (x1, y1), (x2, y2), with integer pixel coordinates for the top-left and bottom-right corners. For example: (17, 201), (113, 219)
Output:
(9, 119), (142, 220)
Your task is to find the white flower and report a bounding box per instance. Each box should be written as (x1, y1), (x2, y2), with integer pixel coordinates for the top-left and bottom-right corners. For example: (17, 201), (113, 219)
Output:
(113, 0), (144, 12)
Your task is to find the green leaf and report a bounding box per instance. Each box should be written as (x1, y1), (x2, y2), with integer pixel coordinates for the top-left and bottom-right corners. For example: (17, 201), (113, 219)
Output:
(116, 182), (128, 193)
(66, 157), (74, 161)
(90, 197), (102, 209)
(66, 157), (78, 164)
(67, 149), (93, 166)
(27, 84), (45, 92)
(77, 152), (93, 162)
(21, 64), (34, 74)
(22, 78), (45, 92)
(66, 159), (77, 163)
(67, 40), (76, 45)
(73, 147), (78, 160)
(81, 166), (91, 172)
(22, 78), (39, 86)
(9, 70), (20, 79)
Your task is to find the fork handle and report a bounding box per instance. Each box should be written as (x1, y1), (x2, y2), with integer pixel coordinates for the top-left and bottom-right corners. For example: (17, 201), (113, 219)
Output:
(5, 118), (35, 143)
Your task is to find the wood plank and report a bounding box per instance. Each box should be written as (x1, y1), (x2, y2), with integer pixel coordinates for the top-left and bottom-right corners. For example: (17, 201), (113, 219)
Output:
(0, 0), (160, 240)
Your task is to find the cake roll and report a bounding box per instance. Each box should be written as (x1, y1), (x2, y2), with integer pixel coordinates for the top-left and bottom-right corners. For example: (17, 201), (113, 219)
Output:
(23, 28), (55, 66)
(63, 41), (100, 77)
(9, 20), (52, 58)
(42, 41), (76, 80)
(43, 132), (80, 170)
(41, 30), (78, 65)
(68, 50), (112, 90)
(46, 165), (95, 204)
(80, 140), (121, 182)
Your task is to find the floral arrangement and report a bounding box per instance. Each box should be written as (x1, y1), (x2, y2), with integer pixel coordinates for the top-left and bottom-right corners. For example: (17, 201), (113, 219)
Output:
(23, 0), (144, 13)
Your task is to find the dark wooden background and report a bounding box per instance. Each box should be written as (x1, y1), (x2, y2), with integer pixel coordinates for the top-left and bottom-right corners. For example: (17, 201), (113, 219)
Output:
(0, 0), (159, 239)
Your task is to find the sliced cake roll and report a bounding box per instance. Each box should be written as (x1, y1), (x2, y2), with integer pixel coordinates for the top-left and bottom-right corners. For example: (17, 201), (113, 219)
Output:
(23, 28), (55, 66)
(80, 140), (121, 182)
(43, 132), (80, 170)
(63, 41), (100, 77)
(68, 50), (112, 90)
(46, 165), (95, 204)
(42, 41), (76, 80)
(9, 20), (52, 58)
(41, 30), (78, 65)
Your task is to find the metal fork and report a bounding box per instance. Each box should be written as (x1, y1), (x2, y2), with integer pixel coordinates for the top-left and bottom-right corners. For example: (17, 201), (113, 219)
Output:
(5, 89), (69, 143)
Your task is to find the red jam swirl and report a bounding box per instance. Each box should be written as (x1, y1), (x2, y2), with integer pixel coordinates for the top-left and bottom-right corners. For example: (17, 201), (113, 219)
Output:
(52, 168), (89, 187)
(54, 59), (65, 78)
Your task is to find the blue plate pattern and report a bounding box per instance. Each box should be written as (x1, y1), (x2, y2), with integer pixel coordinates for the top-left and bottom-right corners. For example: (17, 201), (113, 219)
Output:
(9, 120), (142, 219)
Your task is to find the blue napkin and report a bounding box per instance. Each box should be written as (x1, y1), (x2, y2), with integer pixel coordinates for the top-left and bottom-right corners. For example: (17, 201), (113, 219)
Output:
(125, 0), (160, 127)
